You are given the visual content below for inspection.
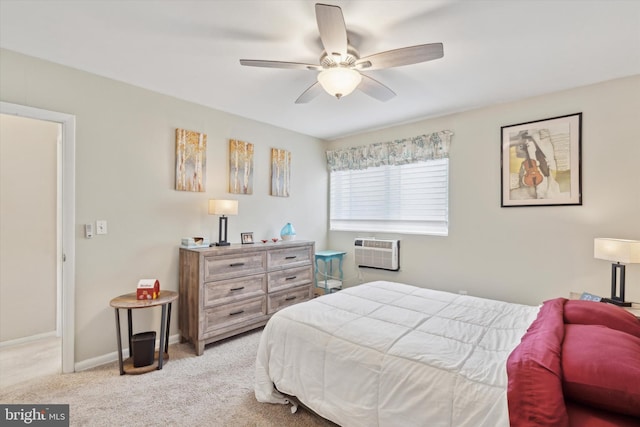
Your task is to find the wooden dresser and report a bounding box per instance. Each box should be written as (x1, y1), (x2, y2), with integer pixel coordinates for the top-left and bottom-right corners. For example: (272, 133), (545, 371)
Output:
(179, 240), (314, 355)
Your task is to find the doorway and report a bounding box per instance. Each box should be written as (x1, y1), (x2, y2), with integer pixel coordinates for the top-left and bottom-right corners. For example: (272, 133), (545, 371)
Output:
(0, 102), (75, 376)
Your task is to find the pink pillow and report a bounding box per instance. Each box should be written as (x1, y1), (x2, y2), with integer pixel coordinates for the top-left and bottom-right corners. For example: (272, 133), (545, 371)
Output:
(507, 298), (569, 427)
(564, 300), (640, 339)
(562, 324), (640, 417)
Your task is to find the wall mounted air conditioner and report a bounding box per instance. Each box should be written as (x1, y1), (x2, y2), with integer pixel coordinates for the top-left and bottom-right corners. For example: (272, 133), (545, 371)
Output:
(354, 238), (400, 271)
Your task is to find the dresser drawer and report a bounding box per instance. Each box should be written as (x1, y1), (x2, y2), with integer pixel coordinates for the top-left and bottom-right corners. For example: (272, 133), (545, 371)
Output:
(204, 274), (266, 307)
(267, 245), (312, 270)
(268, 265), (313, 292)
(268, 285), (312, 314)
(203, 252), (266, 281)
(203, 296), (266, 334)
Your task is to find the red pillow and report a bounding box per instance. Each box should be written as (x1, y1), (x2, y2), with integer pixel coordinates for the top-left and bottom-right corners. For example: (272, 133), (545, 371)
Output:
(566, 401), (640, 427)
(563, 300), (640, 339)
(507, 298), (569, 427)
(562, 324), (640, 417)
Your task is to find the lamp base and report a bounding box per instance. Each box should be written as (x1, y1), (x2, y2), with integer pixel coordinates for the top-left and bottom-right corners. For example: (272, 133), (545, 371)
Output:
(214, 242), (230, 247)
(607, 263), (632, 307)
(602, 297), (632, 307)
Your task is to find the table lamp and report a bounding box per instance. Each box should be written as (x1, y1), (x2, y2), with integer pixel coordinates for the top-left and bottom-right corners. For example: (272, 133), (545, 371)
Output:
(594, 238), (640, 307)
(209, 199), (238, 246)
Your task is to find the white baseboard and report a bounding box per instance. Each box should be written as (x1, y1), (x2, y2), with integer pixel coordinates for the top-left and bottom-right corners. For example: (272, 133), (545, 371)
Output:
(0, 331), (57, 348)
(74, 333), (182, 372)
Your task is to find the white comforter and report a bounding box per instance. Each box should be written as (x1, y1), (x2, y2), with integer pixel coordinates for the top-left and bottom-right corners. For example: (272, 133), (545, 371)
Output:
(255, 281), (539, 427)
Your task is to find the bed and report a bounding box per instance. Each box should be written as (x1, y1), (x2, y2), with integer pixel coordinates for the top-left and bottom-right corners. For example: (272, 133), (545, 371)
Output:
(254, 280), (540, 426)
(256, 281), (640, 426)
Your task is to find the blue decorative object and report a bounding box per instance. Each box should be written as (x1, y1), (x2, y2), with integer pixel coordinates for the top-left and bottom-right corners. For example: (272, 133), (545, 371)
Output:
(280, 222), (296, 241)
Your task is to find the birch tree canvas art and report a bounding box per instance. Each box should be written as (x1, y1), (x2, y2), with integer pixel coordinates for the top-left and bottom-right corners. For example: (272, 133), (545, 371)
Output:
(175, 128), (206, 192)
(271, 148), (291, 197)
(229, 139), (254, 194)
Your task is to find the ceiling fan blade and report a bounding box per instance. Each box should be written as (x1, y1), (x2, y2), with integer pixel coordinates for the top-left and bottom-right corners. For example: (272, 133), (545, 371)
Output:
(358, 74), (396, 102)
(356, 43), (444, 70)
(315, 3), (348, 57)
(295, 82), (324, 104)
(240, 59), (321, 71)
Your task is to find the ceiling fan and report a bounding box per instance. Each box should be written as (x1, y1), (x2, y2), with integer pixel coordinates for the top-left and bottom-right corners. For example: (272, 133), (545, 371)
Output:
(239, 3), (444, 104)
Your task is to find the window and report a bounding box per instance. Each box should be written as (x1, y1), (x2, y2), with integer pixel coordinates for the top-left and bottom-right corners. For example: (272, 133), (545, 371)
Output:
(326, 131), (452, 236)
(329, 158), (449, 235)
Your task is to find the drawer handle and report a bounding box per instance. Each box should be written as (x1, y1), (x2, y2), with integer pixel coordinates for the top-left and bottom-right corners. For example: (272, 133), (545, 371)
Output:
(229, 310), (245, 316)
(230, 286), (245, 291)
(285, 276), (297, 281)
(285, 256), (297, 260)
(285, 296), (297, 301)
(229, 262), (245, 267)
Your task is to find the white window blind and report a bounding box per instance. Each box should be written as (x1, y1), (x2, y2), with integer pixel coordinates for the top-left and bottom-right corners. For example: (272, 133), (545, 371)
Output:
(329, 158), (449, 235)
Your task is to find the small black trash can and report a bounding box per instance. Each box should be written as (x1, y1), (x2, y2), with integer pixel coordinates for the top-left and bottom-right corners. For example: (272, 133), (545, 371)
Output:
(131, 331), (156, 367)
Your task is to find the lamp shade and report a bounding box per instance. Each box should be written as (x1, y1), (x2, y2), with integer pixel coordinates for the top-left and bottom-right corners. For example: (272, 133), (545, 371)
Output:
(594, 238), (640, 264)
(208, 199), (238, 216)
(317, 67), (362, 99)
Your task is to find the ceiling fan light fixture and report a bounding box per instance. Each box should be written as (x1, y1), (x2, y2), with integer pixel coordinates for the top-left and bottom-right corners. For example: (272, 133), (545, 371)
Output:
(317, 67), (362, 99)
(240, 4), (443, 103)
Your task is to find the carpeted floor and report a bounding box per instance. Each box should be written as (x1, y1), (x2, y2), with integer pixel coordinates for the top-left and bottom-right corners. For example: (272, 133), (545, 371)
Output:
(0, 329), (335, 426)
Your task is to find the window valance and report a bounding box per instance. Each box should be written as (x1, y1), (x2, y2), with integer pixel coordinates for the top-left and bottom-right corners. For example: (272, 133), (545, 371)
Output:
(326, 130), (453, 172)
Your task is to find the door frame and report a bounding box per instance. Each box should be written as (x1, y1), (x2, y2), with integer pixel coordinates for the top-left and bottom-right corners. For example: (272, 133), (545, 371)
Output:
(0, 101), (76, 373)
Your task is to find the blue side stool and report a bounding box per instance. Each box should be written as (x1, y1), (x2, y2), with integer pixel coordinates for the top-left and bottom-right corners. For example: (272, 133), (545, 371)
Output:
(314, 250), (347, 295)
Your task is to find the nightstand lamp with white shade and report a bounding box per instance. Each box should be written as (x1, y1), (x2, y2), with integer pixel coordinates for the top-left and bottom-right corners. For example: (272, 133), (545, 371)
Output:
(594, 238), (640, 307)
(209, 199), (238, 246)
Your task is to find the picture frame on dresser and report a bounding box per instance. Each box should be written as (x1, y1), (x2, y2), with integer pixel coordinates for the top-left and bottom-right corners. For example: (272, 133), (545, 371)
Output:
(241, 232), (254, 244)
(500, 113), (582, 207)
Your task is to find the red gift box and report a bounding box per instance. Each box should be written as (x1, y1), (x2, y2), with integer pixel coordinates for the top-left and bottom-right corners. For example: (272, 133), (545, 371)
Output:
(137, 279), (160, 300)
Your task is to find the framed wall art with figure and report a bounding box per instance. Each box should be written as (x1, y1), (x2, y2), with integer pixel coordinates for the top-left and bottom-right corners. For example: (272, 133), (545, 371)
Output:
(501, 113), (582, 207)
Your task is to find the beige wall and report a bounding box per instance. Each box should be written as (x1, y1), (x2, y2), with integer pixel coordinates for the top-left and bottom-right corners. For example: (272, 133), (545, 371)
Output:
(0, 49), (328, 364)
(0, 114), (59, 342)
(327, 75), (640, 306)
(1, 45), (638, 366)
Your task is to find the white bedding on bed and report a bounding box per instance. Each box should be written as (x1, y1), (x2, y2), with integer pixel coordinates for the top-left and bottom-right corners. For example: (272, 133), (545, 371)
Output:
(255, 281), (539, 427)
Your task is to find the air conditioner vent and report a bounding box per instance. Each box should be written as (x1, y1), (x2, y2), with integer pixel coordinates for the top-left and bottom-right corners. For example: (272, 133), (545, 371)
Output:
(354, 238), (400, 271)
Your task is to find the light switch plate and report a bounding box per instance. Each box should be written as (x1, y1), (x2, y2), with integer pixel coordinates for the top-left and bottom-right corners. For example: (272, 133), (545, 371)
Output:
(96, 220), (107, 235)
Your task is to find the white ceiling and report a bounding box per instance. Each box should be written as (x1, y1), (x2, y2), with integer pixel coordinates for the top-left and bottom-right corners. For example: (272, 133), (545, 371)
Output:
(1, 1), (639, 140)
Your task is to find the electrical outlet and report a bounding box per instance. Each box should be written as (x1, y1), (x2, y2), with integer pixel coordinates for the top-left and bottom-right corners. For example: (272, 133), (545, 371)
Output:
(96, 220), (108, 235)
